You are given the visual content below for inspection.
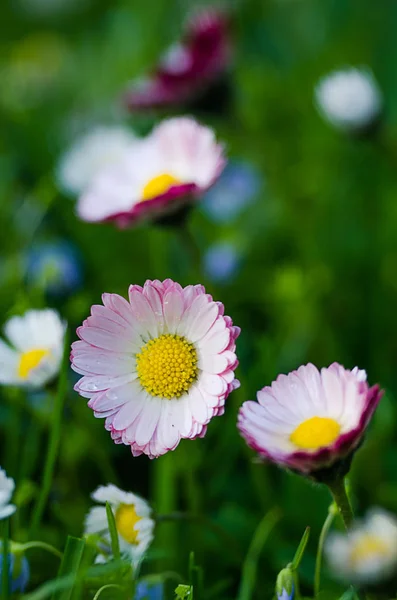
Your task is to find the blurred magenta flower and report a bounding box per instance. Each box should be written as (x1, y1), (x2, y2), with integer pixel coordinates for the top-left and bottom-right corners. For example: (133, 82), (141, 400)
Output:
(314, 68), (382, 131)
(125, 8), (230, 110)
(0, 550), (29, 594)
(26, 241), (82, 296)
(204, 241), (241, 283)
(325, 507), (397, 585)
(71, 279), (240, 458)
(201, 161), (261, 223)
(238, 363), (382, 476)
(77, 118), (225, 227)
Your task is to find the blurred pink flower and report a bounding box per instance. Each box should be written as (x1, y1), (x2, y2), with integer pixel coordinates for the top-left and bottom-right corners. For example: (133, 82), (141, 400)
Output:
(71, 279), (240, 458)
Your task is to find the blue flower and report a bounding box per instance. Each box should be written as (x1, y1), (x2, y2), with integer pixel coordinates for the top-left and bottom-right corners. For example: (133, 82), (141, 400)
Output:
(204, 241), (241, 283)
(135, 580), (163, 600)
(0, 552), (29, 594)
(26, 241), (82, 296)
(201, 161), (261, 223)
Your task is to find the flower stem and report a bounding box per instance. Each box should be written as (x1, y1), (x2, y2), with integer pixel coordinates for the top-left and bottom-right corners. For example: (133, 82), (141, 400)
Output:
(327, 477), (354, 530)
(314, 506), (336, 597)
(18, 541), (63, 560)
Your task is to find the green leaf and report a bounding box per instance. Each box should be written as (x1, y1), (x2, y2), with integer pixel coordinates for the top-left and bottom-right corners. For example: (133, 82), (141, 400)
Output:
(51, 536), (85, 600)
(105, 502), (121, 560)
(2, 519), (10, 599)
(291, 526), (311, 570)
(338, 587), (357, 600)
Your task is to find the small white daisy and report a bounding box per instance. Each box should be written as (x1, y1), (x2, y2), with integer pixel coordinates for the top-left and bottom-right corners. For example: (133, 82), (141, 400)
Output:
(0, 309), (66, 388)
(0, 468), (16, 520)
(315, 67), (382, 131)
(325, 508), (397, 585)
(56, 126), (137, 196)
(84, 484), (154, 568)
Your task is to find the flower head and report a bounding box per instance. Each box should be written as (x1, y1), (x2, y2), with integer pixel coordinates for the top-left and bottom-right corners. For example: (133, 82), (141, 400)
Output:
(0, 468), (16, 520)
(0, 549), (29, 594)
(238, 363), (382, 475)
(26, 241), (82, 296)
(276, 566), (294, 600)
(71, 279), (240, 458)
(77, 118), (225, 227)
(325, 508), (397, 585)
(57, 126), (137, 196)
(315, 68), (382, 131)
(84, 484), (154, 567)
(0, 309), (66, 388)
(125, 9), (230, 110)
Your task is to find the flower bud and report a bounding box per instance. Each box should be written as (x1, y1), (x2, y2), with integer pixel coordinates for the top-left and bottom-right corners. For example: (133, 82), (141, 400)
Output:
(275, 566), (294, 600)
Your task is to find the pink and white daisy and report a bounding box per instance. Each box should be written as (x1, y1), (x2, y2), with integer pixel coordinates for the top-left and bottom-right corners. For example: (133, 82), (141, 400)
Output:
(77, 117), (225, 227)
(238, 363), (382, 475)
(71, 279), (240, 458)
(124, 9), (230, 110)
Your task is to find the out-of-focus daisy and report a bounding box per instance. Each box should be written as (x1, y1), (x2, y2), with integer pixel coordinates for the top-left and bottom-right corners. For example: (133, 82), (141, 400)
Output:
(0, 468), (16, 520)
(84, 484), (154, 567)
(0, 549), (29, 594)
(314, 68), (382, 131)
(71, 279), (240, 458)
(238, 363), (382, 475)
(26, 241), (82, 296)
(325, 508), (397, 585)
(0, 309), (66, 388)
(125, 8), (230, 110)
(56, 125), (137, 197)
(201, 161), (261, 224)
(204, 241), (241, 284)
(77, 118), (225, 227)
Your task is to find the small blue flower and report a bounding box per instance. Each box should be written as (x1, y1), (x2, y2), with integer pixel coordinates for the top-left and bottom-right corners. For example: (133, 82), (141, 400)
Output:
(0, 552), (30, 594)
(201, 160), (261, 223)
(204, 241), (241, 284)
(277, 588), (294, 600)
(135, 580), (163, 600)
(26, 241), (82, 296)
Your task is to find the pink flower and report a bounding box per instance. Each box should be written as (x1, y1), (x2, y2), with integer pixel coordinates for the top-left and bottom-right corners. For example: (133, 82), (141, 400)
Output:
(238, 363), (382, 475)
(77, 117), (225, 227)
(71, 279), (240, 458)
(124, 9), (230, 110)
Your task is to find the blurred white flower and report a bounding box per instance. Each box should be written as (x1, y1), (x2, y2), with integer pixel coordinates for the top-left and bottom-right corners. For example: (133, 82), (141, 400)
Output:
(56, 126), (137, 196)
(315, 68), (382, 130)
(0, 468), (16, 520)
(325, 508), (397, 585)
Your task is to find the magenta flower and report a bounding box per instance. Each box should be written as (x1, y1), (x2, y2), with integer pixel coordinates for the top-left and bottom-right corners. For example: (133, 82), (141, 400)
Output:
(124, 9), (230, 110)
(71, 279), (240, 458)
(238, 363), (382, 475)
(77, 117), (225, 227)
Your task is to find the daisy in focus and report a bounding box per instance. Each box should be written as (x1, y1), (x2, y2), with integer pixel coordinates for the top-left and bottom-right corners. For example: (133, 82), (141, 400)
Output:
(77, 117), (225, 227)
(125, 8), (230, 110)
(71, 279), (240, 458)
(84, 484), (154, 567)
(0, 468), (16, 520)
(315, 68), (382, 131)
(57, 125), (137, 196)
(325, 508), (397, 585)
(0, 309), (66, 388)
(238, 363), (382, 475)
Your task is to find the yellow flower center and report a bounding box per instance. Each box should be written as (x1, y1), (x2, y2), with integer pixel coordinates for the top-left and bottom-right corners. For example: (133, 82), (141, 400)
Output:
(136, 334), (198, 399)
(18, 348), (49, 379)
(350, 535), (390, 566)
(290, 416), (341, 450)
(115, 503), (141, 545)
(141, 173), (181, 202)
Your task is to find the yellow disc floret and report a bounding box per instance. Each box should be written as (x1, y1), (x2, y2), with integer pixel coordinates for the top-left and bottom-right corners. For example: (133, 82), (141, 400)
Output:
(350, 535), (390, 566)
(290, 416), (341, 450)
(141, 173), (181, 202)
(115, 503), (141, 545)
(136, 334), (198, 399)
(18, 348), (49, 379)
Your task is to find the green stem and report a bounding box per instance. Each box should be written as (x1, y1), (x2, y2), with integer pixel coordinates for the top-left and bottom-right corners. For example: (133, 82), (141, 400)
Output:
(327, 478), (354, 530)
(314, 507), (336, 597)
(152, 454), (178, 569)
(18, 541), (63, 560)
(92, 584), (123, 600)
(2, 519), (10, 599)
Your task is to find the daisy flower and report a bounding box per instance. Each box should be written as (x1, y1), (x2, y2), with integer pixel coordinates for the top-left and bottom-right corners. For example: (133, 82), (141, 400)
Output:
(77, 117), (225, 227)
(0, 468), (16, 520)
(125, 8), (230, 110)
(56, 125), (137, 196)
(0, 309), (66, 388)
(84, 484), (154, 567)
(314, 68), (382, 131)
(71, 279), (240, 458)
(238, 363), (382, 475)
(325, 508), (397, 585)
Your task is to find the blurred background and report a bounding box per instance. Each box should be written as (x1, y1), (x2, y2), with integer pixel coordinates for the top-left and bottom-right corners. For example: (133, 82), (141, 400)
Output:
(2, 0), (397, 598)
